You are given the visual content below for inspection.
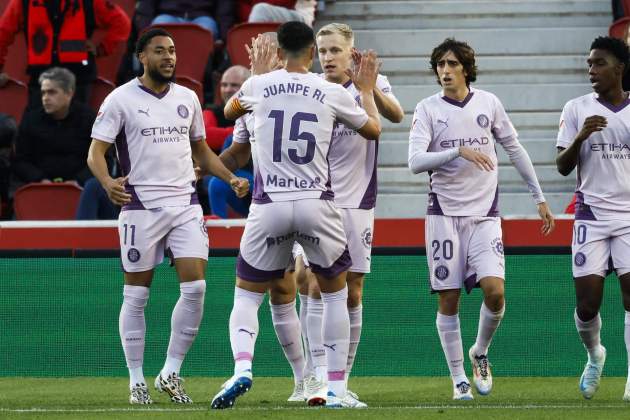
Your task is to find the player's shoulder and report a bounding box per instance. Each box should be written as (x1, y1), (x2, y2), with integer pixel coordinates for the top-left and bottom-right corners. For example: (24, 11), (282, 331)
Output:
(471, 88), (501, 104)
(563, 92), (596, 110)
(414, 92), (442, 112)
(105, 78), (139, 102)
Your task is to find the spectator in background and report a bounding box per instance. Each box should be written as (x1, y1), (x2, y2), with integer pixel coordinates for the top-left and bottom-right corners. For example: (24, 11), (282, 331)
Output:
(203, 65), (250, 152)
(624, 23), (630, 91)
(11, 67), (95, 189)
(240, 1), (317, 27)
(135, 0), (236, 43)
(0, 113), (17, 218)
(75, 154), (120, 220)
(0, 0), (130, 107)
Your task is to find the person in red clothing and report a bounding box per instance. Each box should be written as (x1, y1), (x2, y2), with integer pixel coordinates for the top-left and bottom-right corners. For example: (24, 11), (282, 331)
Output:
(238, 0), (317, 27)
(203, 64), (250, 152)
(0, 0), (130, 107)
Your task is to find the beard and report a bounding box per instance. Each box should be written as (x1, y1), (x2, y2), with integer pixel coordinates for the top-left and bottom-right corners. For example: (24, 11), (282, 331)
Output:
(146, 65), (175, 84)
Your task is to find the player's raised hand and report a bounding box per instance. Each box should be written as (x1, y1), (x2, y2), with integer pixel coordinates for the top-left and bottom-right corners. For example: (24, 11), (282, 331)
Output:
(230, 177), (250, 198)
(104, 176), (131, 206)
(575, 115), (607, 144)
(347, 50), (380, 92)
(458, 147), (495, 171)
(537, 201), (555, 236)
(247, 35), (277, 75)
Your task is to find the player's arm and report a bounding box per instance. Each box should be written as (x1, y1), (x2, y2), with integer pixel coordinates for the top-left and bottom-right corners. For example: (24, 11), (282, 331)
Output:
(190, 139), (249, 197)
(350, 50), (381, 140)
(220, 141), (252, 172)
(224, 96), (248, 121)
(373, 84), (404, 123)
(87, 139), (131, 205)
(556, 115), (607, 176)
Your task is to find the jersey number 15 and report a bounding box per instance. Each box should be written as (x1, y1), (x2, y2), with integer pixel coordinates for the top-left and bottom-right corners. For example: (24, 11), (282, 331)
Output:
(269, 110), (318, 165)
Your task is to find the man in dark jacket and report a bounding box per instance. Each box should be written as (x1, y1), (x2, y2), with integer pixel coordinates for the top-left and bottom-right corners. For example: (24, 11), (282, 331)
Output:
(12, 67), (95, 188)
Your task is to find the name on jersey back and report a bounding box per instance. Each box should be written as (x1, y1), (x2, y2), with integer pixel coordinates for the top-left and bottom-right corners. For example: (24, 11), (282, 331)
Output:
(263, 82), (326, 104)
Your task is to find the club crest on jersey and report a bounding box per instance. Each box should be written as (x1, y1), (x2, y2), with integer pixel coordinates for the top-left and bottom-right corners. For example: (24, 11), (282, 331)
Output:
(476, 114), (489, 128)
(435, 265), (449, 280)
(361, 228), (373, 249)
(177, 104), (189, 119)
(574, 252), (586, 267)
(491, 237), (504, 257)
(127, 248), (141, 263)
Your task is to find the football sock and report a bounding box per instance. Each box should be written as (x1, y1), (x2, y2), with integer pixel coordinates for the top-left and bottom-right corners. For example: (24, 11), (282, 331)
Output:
(472, 302), (505, 356)
(307, 296), (326, 381)
(120, 285), (149, 388)
(229, 287), (264, 374)
(575, 310), (603, 361)
(625, 311), (630, 378)
(346, 304), (363, 380)
(321, 286), (350, 397)
(299, 293), (313, 377)
(436, 312), (467, 385)
(271, 300), (305, 384)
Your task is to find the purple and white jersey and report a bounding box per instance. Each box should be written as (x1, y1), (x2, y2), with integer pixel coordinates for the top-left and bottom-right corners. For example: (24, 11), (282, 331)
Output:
(327, 74), (393, 209)
(409, 88), (517, 216)
(236, 69), (369, 203)
(91, 78), (205, 209)
(556, 93), (630, 221)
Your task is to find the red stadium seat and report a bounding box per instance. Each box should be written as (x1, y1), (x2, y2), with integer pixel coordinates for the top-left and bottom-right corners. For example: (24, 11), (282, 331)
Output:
(610, 17), (630, 39)
(89, 77), (115, 112)
(149, 23), (214, 83)
(3, 33), (28, 84)
(227, 22), (281, 67)
(0, 78), (27, 123)
(14, 182), (84, 220)
(176, 75), (203, 103)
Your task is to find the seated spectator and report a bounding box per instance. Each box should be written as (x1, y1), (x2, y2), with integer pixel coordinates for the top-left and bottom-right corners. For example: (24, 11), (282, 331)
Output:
(135, 0), (236, 42)
(206, 135), (253, 218)
(0, 0), (131, 107)
(203, 64), (250, 152)
(11, 67), (95, 189)
(0, 113), (17, 218)
(240, 0), (317, 27)
(76, 152), (120, 220)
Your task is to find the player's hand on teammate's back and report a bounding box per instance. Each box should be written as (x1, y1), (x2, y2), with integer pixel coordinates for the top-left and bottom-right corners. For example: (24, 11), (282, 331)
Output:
(575, 115), (607, 143)
(104, 176), (131, 205)
(230, 177), (250, 198)
(458, 147), (494, 171)
(537, 202), (555, 236)
(347, 50), (380, 92)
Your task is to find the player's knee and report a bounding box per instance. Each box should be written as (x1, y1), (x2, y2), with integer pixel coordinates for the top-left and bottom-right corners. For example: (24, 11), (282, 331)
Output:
(181, 280), (206, 302)
(483, 289), (504, 311)
(347, 286), (362, 308)
(576, 304), (599, 322)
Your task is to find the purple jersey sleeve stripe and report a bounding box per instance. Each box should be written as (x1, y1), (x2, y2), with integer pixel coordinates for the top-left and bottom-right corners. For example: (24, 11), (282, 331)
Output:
(486, 187), (500, 217)
(426, 192), (444, 215)
(309, 247), (352, 279)
(115, 125), (131, 176)
(575, 191), (597, 221)
(252, 169), (272, 204)
(122, 185), (146, 210)
(236, 253), (285, 282)
(358, 143), (378, 210)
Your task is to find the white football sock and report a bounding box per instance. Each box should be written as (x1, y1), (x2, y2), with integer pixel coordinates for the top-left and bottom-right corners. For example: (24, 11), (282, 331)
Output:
(472, 302), (504, 356)
(119, 285), (149, 388)
(229, 287), (264, 374)
(306, 296), (325, 380)
(346, 304), (363, 378)
(575, 310), (604, 361)
(299, 294), (313, 377)
(321, 286), (350, 397)
(271, 300), (305, 384)
(163, 280), (206, 377)
(625, 311), (630, 378)
(436, 312), (467, 385)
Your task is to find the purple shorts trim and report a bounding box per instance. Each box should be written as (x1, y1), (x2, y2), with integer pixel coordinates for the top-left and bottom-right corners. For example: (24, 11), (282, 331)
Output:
(309, 247), (352, 279)
(236, 254), (285, 282)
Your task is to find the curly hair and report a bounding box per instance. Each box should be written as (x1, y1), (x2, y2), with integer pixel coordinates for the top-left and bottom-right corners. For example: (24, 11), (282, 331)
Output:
(590, 36), (630, 75)
(429, 38), (477, 86)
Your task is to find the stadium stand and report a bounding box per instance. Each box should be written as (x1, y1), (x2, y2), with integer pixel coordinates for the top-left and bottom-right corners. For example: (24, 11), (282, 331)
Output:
(13, 182), (83, 220)
(315, 0), (611, 217)
(0, 79), (27, 123)
(227, 22), (282, 66)
(610, 16), (630, 38)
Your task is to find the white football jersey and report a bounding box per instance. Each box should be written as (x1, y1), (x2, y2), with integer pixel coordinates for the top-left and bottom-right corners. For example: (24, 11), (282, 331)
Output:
(328, 74), (394, 209)
(409, 88), (517, 216)
(236, 69), (369, 202)
(556, 93), (630, 220)
(91, 78), (205, 209)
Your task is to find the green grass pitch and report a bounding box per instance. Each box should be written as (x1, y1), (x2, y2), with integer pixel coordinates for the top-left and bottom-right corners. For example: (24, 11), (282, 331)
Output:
(1, 377), (629, 419)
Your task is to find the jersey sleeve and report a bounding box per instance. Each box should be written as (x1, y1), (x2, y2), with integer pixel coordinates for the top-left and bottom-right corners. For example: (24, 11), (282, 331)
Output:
(490, 94), (517, 140)
(233, 77), (256, 112)
(556, 100), (578, 149)
(408, 101), (433, 153)
(232, 116), (251, 144)
(189, 90), (205, 141)
(330, 84), (369, 130)
(376, 74), (395, 98)
(91, 92), (123, 143)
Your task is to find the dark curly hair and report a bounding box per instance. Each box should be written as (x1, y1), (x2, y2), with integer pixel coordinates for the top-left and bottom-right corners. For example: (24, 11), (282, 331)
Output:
(430, 38), (478, 86)
(590, 36), (630, 75)
(277, 21), (315, 56)
(135, 28), (173, 56)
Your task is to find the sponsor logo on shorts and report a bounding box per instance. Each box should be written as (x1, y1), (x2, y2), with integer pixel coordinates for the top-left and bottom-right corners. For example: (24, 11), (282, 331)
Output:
(127, 248), (141, 263)
(266, 231), (320, 248)
(491, 237), (504, 257)
(177, 104), (189, 119)
(435, 265), (449, 280)
(476, 114), (489, 128)
(574, 252), (587, 267)
(361, 228), (373, 249)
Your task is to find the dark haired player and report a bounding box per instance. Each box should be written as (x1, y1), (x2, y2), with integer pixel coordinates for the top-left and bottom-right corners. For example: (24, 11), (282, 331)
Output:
(556, 36), (630, 401)
(88, 28), (249, 404)
(210, 21), (381, 409)
(408, 38), (554, 400)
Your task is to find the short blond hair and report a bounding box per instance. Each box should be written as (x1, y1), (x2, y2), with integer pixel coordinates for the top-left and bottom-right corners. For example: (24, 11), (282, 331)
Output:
(316, 23), (354, 46)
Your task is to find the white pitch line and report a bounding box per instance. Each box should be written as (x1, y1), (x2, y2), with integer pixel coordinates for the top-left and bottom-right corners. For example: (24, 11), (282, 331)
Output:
(2, 404), (629, 412)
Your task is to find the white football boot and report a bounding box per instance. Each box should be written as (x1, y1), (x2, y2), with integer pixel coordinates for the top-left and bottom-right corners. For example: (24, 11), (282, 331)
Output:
(579, 346), (606, 399)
